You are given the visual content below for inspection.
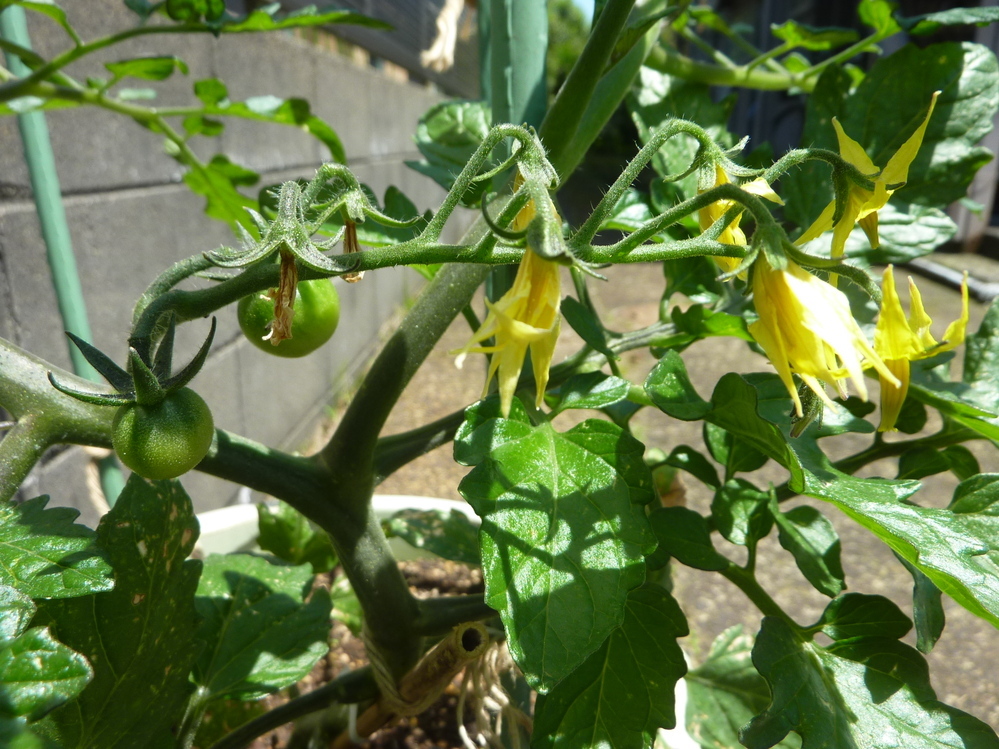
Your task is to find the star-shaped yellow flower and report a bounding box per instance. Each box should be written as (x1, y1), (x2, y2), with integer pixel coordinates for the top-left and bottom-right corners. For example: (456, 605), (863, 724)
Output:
(749, 256), (898, 417)
(873, 265), (969, 431)
(795, 93), (938, 258)
(699, 165), (783, 273)
(451, 192), (561, 418)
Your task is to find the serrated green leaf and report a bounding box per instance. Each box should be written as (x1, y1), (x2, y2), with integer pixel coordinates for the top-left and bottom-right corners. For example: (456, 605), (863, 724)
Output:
(34, 476), (202, 748)
(384, 509), (480, 565)
(644, 350), (711, 421)
(407, 100), (493, 207)
(0, 626), (91, 722)
(532, 585), (688, 749)
(194, 78), (228, 106)
(0, 586), (34, 642)
(648, 507), (728, 572)
(772, 502), (844, 597)
(257, 501), (336, 575)
(843, 202), (957, 264)
(0, 716), (62, 748)
(712, 479), (773, 547)
(552, 372), (631, 414)
(180, 154), (258, 234)
(843, 43), (999, 209)
(671, 304), (754, 344)
(192, 554), (331, 701)
(817, 593), (911, 640)
(742, 616), (999, 749)
(0, 496), (113, 599)
(898, 446), (951, 480)
(458, 417), (653, 691)
(104, 56), (188, 81)
(453, 396), (534, 468)
(899, 7), (999, 35)
(685, 626), (801, 749)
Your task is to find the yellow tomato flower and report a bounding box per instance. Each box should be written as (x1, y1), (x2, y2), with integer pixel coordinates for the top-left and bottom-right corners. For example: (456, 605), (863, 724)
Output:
(796, 93), (938, 258)
(451, 194), (561, 418)
(699, 165), (783, 273)
(873, 265), (969, 431)
(749, 256), (899, 418)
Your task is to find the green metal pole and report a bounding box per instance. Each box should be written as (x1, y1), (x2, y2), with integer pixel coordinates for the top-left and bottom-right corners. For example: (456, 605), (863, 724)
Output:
(485, 0), (547, 302)
(0, 6), (125, 505)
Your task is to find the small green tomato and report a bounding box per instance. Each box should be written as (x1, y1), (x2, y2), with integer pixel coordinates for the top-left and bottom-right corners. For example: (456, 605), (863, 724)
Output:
(111, 388), (215, 480)
(237, 279), (341, 358)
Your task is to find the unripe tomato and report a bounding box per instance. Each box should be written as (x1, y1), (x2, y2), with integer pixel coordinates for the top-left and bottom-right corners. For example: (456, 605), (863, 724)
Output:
(237, 279), (341, 358)
(112, 388), (215, 480)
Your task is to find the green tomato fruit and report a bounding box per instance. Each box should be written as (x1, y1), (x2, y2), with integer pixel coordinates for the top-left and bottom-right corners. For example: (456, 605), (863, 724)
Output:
(237, 279), (341, 358)
(112, 388), (215, 480)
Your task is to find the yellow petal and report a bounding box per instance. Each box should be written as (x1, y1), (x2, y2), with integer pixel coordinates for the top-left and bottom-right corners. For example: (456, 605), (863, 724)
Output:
(874, 266), (923, 361)
(742, 178), (784, 205)
(940, 274), (969, 350)
(833, 118), (877, 174)
(795, 200), (836, 247)
(878, 358), (911, 432)
(906, 277), (937, 350)
(881, 92), (939, 186)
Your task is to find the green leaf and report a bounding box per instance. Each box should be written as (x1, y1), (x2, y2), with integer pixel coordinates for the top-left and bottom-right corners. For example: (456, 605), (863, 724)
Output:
(820, 476), (999, 630)
(648, 507), (728, 572)
(0, 496), (113, 599)
(662, 256), (725, 304)
(899, 7), (999, 36)
(453, 396), (534, 468)
(742, 616), (999, 749)
(858, 0), (902, 37)
(384, 509), (480, 566)
(644, 350), (711, 421)
(671, 304), (754, 344)
(0, 1), (80, 45)
(771, 501), (844, 597)
(406, 100), (493, 207)
(0, 718), (61, 749)
(897, 556), (946, 653)
(257, 501), (336, 575)
(552, 372), (630, 414)
(685, 626), (801, 749)
(104, 56), (189, 81)
(457, 415), (654, 691)
(770, 20), (858, 50)
(198, 96), (345, 163)
(664, 444), (720, 489)
(841, 42), (999, 209)
(560, 298), (619, 361)
(712, 479), (773, 547)
(703, 421), (769, 476)
(0, 586), (91, 723)
(34, 476), (202, 748)
(532, 585), (688, 749)
(180, 154), (258, 234)
(192, 554), (332, 701)
(898, 446), (952, 481)
(844, 202), (957, 264)
(817, 593), (912, 640)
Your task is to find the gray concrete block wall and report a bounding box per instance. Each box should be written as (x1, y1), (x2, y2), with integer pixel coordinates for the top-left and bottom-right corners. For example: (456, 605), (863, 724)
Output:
(0, 0), (472, 521)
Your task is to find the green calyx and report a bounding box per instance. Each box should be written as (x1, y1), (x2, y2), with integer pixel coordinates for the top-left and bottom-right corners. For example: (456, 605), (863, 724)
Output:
(48, 316), (217, 408)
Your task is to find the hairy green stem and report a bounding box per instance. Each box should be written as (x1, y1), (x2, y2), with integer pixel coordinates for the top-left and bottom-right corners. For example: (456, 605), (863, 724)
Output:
(647, 46), (803, 91)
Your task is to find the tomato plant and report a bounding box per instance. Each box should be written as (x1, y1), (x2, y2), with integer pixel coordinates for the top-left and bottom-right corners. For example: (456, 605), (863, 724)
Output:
(111, 388), (215, 480)
(237, 279), (341, 358)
